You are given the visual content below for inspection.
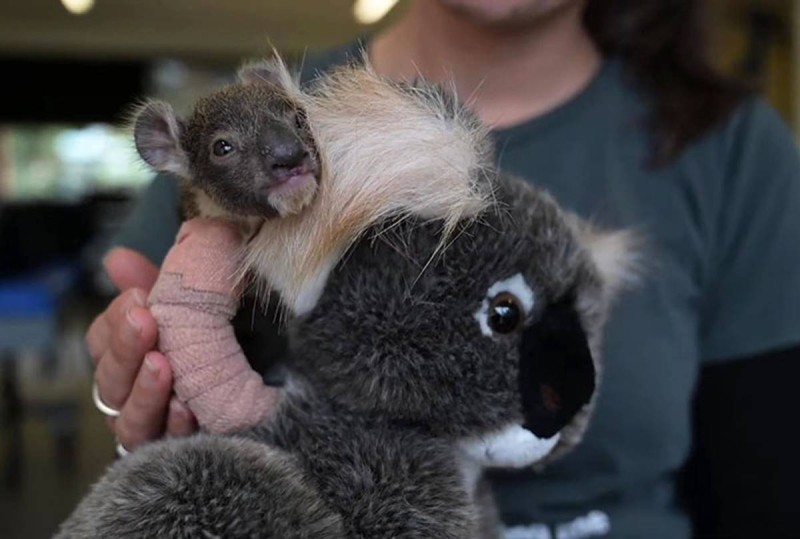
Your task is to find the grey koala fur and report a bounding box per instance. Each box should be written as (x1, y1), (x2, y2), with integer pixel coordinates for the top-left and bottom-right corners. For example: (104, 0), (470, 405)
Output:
(59, 62), (632, 538)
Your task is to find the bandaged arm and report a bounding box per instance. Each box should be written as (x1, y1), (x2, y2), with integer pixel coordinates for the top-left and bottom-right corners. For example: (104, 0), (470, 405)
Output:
(147, 219), (279, 434)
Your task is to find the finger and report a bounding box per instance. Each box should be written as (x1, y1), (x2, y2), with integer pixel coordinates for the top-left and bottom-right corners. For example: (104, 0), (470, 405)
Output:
(87, 286), (150, 368)
(165, 397), (198, 438)
(85, 312), (111, 365)
(114, 352), (173, 450)
(95, 294), (158, 408)
(103, 247), (160, 292)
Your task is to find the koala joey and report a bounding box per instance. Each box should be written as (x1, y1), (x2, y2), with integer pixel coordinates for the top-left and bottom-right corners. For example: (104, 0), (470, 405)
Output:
(59, 61), (634, 538)
(133, 59), (321, 222)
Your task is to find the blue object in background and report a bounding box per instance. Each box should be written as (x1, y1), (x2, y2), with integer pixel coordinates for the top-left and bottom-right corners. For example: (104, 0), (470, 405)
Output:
(0, 261), (80, 489)
(0, 263), (77, 352)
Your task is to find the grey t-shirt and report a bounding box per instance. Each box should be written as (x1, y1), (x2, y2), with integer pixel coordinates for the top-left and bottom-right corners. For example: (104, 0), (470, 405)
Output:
(117, 47), (800, 538)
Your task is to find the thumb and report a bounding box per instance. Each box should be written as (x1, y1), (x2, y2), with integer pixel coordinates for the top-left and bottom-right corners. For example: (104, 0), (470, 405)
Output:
(103, 247), (160, 292)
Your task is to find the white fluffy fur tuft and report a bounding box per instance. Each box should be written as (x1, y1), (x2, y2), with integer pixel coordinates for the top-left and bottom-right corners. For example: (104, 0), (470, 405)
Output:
(460, 424), (561, 469)
(568, 216), (641, 299)
(243, 60), (492, 314)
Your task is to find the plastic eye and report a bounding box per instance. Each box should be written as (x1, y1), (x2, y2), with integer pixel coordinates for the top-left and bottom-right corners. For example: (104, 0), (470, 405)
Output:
(488, 292), (524, 334)
(213, 140), (234, 157)
(474, 274), (535, 338)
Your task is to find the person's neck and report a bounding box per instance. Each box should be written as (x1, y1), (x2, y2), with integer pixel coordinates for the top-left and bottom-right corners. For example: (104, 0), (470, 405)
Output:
(369, 1), (602, 129)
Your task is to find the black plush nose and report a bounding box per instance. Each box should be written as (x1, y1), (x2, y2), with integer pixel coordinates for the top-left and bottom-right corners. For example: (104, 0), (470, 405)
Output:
(518, 295), (596, 439)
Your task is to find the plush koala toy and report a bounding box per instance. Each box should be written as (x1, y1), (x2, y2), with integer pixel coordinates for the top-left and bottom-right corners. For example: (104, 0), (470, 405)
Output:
(58, 61), (633, 538)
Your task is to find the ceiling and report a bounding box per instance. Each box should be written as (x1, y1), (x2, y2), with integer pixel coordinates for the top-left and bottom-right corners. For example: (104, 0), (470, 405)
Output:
(0, 0), (790, 63)
(0, 0), (402, 62)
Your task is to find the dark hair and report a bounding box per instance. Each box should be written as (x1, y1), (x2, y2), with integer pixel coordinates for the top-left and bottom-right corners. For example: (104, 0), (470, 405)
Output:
(584, 1), (752, 165)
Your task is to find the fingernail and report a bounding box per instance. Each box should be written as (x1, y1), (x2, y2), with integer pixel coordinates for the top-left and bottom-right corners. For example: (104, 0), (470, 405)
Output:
(142, 354), (160, 388)
(123, 307), (142, 344)
(129, 289), (147, 307)
(125, 307), (142, 331)
(128, 304), (152, 334)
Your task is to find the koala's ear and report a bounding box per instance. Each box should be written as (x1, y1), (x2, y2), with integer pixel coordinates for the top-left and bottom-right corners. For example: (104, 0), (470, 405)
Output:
(237, 57), (294, 88)
(133, 100), (189, 177)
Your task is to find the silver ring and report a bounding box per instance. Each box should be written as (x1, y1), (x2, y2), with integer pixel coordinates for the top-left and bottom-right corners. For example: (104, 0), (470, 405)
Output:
(115, 441), (131, 458)
(92, 382), (121, 417)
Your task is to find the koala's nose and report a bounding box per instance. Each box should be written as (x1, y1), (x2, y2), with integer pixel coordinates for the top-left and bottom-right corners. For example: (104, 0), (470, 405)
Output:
(265, 139), (309, 176)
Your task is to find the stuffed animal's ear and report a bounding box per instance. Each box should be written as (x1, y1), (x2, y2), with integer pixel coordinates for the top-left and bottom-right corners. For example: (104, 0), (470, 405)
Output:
(133, 100), (189, 177)
(569, 216), (640, 300)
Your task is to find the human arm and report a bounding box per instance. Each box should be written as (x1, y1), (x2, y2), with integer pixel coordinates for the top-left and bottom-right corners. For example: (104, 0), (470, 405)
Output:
(683, 345), (800, 536)
(683, 100), (800, 535)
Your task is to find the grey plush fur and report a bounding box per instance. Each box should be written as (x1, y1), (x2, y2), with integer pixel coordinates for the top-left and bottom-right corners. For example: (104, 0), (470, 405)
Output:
(58, 171), (621, 538)
(59, 435), (344, 538)
(60, 66), (630, 538)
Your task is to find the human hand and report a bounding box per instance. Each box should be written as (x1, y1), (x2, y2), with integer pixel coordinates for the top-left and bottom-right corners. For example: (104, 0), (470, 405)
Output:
(86, 247), (197, 453)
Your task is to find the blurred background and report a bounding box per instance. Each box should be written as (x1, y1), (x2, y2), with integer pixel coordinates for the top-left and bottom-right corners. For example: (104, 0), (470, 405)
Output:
(0, 0), (796, 537)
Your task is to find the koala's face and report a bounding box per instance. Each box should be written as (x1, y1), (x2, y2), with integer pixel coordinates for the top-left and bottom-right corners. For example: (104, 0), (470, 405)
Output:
(290, 176), (609, 469)
(182, 85), (320, 218)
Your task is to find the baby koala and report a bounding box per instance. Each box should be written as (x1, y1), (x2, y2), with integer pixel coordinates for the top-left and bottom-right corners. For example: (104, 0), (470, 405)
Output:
(128, 59), (324, 433)
(133, 60), (321, 221)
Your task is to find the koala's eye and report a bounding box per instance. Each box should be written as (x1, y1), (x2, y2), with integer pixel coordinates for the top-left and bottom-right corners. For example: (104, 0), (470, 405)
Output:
(212, 140), (235, 157)
(488, 293), (524, 334)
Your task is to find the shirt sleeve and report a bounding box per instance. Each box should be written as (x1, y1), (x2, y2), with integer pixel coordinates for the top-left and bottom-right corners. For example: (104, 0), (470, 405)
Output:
(112, 173), (182, 266)
(700, 99), (800, 362)
(684, 345), (800, 535)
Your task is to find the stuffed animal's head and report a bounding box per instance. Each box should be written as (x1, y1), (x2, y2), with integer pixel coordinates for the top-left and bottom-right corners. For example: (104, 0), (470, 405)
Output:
(285, 171), (633, 469)
(241, 61), (635, 469)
